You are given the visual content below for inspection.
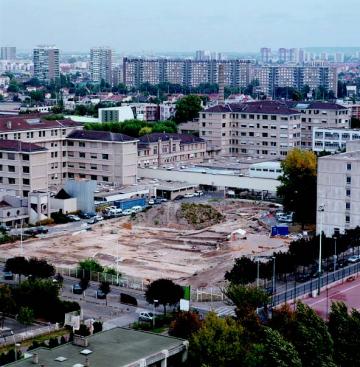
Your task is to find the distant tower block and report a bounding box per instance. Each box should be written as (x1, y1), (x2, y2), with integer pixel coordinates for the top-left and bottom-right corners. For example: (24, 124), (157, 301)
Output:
(218, 64), (225, 105)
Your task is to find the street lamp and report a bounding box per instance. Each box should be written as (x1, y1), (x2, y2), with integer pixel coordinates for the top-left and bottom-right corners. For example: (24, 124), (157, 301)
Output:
(153, 299), (158, 329)
(318, 205), (325, 295)
(333, 234), (338, 272)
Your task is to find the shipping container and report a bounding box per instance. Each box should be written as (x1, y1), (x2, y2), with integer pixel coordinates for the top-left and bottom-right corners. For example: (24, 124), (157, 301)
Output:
(114, 197), (147, 210)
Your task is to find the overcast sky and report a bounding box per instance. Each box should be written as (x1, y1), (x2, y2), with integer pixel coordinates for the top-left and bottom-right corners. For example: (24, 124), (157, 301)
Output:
(0, 0), (357, 53)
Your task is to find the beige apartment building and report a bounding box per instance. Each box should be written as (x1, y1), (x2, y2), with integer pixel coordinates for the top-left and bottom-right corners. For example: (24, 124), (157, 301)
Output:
(199, 101), (302, 159)
(286, 101), (350, 149)
(0, 140), (48, 197)
(0, 115), (83, 187)
(66, 130), (138, 185)
(137, 132), (206, 167)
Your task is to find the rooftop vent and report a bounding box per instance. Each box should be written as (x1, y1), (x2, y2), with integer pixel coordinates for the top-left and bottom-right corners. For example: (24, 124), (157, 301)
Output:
(80, 349), (92, 355)
(55, 356), (67, 362)
(26, 118), (42, 125)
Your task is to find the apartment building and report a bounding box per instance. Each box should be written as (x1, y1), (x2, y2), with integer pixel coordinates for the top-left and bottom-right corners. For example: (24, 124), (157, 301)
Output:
(33, 46), (60, 81)
(313, 127), (360, 153)
(317, 146), (360, 236)
(0, 47), (16, 60)
(286, 101), (350, 149)
(123, 58), (253, 88)
(0, 115), (83, 187)
(137, 132), (206, 167)
(66, 130), (138, 185)
(260, 48), (271, 63)
(199, 101), (301, 159)
(90, 47), (112, 84)
(251, 65), (338, 98)
(0, 140), (48, 197)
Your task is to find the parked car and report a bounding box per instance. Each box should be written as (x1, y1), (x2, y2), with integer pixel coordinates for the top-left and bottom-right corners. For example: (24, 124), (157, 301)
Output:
(148, 199), (155, 205)
(87, 217), (98, 225)
(80, 212), (96, 219)
(132, 206), (143, 213)
(96, 289), (106, 299)
(174, 195), (184, 201)
(24, 226), (48, 236)
(347, 255), (360, 263)
(122, 209), (133, 216)
(337, 259), (349, 268)
(138, 311), (154, 322)
(295, 273), (311, 283)
(184, 193), (195, 198)
(3, 271), (13, 280)
(0, 225), (11, 232)
(94, 215), (104, 221)
(194, 191), (204, 196)
(67, 214), (81, 222)
(72, 283), (83, 294)
(159, 198), (168, 202)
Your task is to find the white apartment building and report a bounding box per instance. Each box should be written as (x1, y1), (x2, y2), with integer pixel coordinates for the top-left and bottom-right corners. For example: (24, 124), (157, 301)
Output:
(199, 101), (302, 159)
(137, 133), (206, 168)
(66, 130), (138, 185)
(313, 127), (360, 153)
(90, 47), (113, 84)
(33, 45), (60, 81)
(317, 147), (360, 236)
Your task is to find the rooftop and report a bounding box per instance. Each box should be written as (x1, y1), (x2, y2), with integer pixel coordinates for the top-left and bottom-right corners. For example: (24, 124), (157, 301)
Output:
(320, 150), (360, 161)
(138, 132), (204, 148)
(7, 327), (186, 367)
(204, 101), (300, 115)
(0, 115), (82, 133)
(285, 101), (348, 111)
(67, 130), (138, 143)
(0, 139), (47, 153)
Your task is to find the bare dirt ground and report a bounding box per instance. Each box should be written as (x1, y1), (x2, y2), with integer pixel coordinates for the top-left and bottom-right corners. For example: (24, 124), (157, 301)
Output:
(0, 200), (291, 287)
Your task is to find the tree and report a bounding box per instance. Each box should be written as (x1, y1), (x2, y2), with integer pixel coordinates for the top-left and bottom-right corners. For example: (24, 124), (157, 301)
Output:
(169, 311), (203, 339)
(17, 306), (34, 327)
(189, 312), (245, 367)
(253, 328), (302, 367)
(139, 126), (152, 136)
(99, 281), (111, 305)
(225, 256), (257, 285)
(27, 258), (55, 279)
(0, 284), (16, 316)
(29, 90), (45, 102)
(174, 95), (202, 123)
(79, 277), (90, 291)
(328, 301), (360, 367)
(78, 258), (104, 279)
(277, 148), (317, 227)
(145, 279), (183, 315)
(5, 257), (29, 283)
(7, 79), (19, 93)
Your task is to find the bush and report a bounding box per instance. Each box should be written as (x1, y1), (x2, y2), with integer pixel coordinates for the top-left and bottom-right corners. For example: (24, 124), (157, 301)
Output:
(36, 218), (54, 226)
(93, 321), (103, 333)
(120, 293), (138, 306)
(180, 203), (224, 229)
(51, 212), (70, 224)
(48, 337), (59, 348)
(76, 324), (90, 337)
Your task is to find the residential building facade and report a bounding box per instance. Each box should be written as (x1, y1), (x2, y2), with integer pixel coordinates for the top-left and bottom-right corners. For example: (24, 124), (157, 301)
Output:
(199, 101), (301, 159)
(90, 47), (113, 84)
(0, 47), (16, 60)
(317, 148), (360, 236)
(137, 132), (206, 167)
(33, 45), (60, 81)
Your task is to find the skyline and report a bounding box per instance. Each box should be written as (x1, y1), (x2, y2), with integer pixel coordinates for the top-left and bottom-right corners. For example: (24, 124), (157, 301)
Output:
(1, 0), (360, 53)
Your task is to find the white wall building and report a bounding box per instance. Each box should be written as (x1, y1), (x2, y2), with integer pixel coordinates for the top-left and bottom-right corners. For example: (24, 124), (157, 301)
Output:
(313, 128), (360, 153)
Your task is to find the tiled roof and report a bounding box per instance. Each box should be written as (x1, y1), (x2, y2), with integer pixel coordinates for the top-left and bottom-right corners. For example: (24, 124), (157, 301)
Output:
(0, 115), (82, 133)
(0, 139), (47, 152)
(138, 132), (204, 148)
(204, 101), (300, 115)
(285, 101), (348, 110)
(67, 129), (137, 142)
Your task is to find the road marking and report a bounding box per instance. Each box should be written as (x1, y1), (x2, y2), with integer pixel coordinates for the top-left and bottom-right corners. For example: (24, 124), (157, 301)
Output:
(307, 281), (360, 306)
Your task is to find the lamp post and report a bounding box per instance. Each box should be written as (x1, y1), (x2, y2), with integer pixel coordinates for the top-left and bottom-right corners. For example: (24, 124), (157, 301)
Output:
(272, 256), (276, 294)
(153, 299), (158, 329)
(256, 258), (260, 288)
(318, 205), (325, 295)
(333, 235), (337, 272)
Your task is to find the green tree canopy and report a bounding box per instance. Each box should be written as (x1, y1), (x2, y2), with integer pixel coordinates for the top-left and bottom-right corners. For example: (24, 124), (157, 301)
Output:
(277, 148), (317, 227)
(145, 278), (183, 314)
(169, 311), (203, 339)
(174, 94), (202, 123)
(17, 307), (34, 326)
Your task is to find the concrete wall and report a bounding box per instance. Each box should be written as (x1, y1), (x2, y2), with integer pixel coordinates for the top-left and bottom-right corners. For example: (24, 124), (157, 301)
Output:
(50, 197), (77, 214)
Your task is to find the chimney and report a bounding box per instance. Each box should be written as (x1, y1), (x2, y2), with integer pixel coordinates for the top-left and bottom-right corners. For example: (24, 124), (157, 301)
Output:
(218, 64), (225, 105)
(32, 353), (39, 364)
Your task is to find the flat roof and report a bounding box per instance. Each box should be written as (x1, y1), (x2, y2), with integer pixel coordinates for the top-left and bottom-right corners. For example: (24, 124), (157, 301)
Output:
(7, 327), (186, 367)
(320, 150), (360, 161)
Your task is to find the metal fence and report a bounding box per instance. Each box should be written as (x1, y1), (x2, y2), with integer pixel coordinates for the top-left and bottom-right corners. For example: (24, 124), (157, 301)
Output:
(192, 288), (224, 302)
(272, 262), (360, 306)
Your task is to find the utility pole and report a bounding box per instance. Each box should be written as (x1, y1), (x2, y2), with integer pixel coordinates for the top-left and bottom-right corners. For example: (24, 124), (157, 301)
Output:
(318, 205), (325, 295)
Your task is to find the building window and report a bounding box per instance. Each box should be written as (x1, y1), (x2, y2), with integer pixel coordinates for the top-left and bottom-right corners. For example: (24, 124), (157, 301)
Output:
(68, 141), (74, 146)
(91, 175), (97, 180)
(90, 165), (97, 170)
(8, 166), (15, 173)
(79, 152), (86, 158)
(23, 190), (29, 197)
(102, 176), (109, 182)
(346, 176), (351, 184)
(23, 178), (30, 185)
(8, 178), (15, 184)
(346, 202), (351, 210)
(7, 153), (15, 160)
(22, 154), (29, 161)
(346, 189), (351, 197)
(346, 215), (350, 223)
(102, 154), (108, 160)
(347, 163), (352, 171)
(23, 166), (29, 173)
(79, 142), (85, 147)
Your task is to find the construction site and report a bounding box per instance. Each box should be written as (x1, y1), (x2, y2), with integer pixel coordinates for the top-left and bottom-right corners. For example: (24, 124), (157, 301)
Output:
(0, 199), (291, 288)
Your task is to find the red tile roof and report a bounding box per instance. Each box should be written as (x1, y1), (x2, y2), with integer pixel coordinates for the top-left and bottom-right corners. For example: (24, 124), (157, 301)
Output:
(0, 139), (47, 152)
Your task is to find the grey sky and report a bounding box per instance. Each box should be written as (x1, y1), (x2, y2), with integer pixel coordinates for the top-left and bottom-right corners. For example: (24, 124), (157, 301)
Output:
(0, 0), (358, 53)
